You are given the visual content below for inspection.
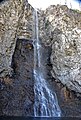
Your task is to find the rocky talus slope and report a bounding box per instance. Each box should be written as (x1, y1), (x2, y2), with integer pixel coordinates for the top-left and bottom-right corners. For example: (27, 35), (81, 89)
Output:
(39, 5), (81, 94)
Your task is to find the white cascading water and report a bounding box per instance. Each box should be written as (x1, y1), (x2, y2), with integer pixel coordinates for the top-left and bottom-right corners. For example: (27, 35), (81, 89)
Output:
(33, 9), (61, 117)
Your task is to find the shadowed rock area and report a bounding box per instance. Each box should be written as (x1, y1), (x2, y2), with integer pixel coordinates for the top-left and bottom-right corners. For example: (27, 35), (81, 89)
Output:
(0, 39), (81, 116)
(0, 39), (34, 116)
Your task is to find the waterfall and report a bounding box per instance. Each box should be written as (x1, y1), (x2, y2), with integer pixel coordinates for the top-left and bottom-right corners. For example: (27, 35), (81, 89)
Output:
(33, 9), (61, 117)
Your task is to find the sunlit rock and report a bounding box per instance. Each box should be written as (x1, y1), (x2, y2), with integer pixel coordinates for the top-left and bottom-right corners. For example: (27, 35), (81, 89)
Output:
(39, 5), (81, 93)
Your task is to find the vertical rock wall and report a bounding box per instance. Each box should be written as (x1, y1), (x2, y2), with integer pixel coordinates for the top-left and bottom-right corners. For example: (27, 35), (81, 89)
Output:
(0, 0), (34, 77)
(39, 5), (81, 93)
(1, 0), (81, 94)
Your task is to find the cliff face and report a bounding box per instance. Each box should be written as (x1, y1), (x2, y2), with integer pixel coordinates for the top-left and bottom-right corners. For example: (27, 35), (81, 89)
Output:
(0, 0), (35, 115)
(0, 0), (81, 116)
(0, 0), (81, 94)
(0, 0), (34, 77)
(39, 5), (81, 93)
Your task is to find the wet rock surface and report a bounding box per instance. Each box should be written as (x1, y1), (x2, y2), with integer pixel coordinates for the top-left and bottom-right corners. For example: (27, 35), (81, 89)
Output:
(48, 79), (81, 117)
(40, 43), (81, 117)
(0, 39), (81, 116)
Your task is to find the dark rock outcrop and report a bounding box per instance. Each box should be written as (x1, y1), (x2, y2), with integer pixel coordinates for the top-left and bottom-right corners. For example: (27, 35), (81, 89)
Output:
(0, 39), (34, 116)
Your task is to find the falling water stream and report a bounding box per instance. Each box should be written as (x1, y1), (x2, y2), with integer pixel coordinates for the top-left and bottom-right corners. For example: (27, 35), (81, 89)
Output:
(33, 9), (61, 117)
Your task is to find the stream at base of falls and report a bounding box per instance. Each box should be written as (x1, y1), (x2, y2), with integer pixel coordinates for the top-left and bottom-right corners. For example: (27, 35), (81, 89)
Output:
(33, 9), (61, 117)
